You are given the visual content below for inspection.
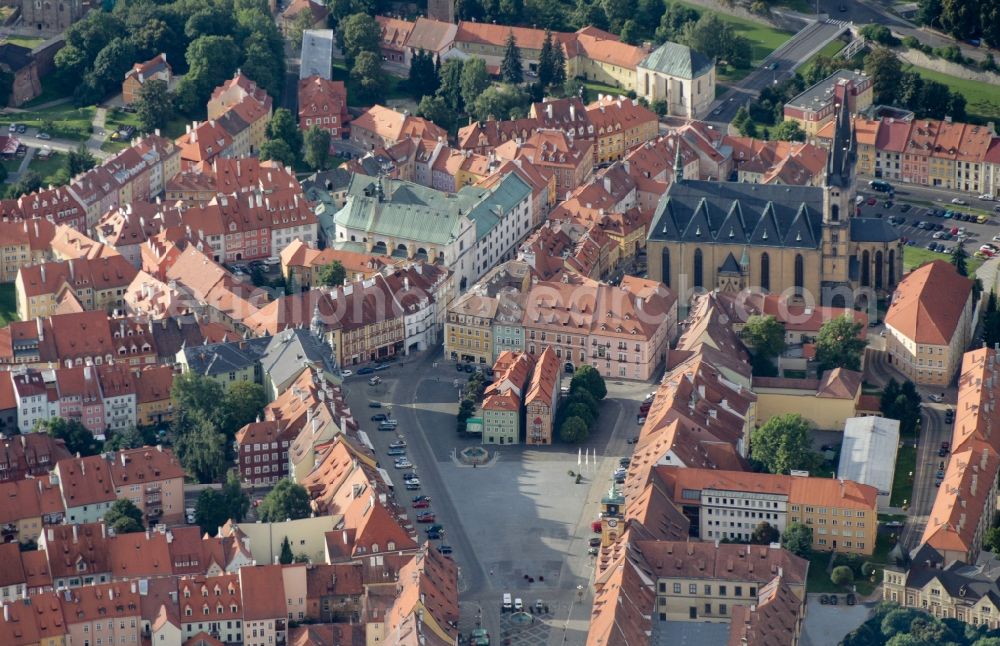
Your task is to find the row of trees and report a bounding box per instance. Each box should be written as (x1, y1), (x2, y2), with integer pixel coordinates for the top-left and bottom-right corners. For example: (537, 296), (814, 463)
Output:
(843, 600), (1000, 646)
(56, 0), (284, 116)
(880, 379), (923, 435)
(415, 57), (536, 132)
(457, 370), (489, 434)
(864, 48), (968, 122)
(916, 0), (1000, 49)
(741, 312), (867, 378)
(557, 365), (607, 444)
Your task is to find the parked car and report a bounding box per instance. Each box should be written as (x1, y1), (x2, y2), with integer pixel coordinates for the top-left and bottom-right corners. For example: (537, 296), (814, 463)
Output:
(378, 422), (397, 431)
(952, 198), (968, 205)
(929, 393), (944, 403)
(589, 537), (602, 547)
(413, 498), (431, 508)
(358, 367), (375, 375)
(425, 524), (444, 534)
(387, 448), (406, 456)
(426, 529), (441, 539)
(846, 593), (857, 606)
(389, 439), (406, 449)
(371, 413), (388, 421)
(36, 132), (51, 140)
(374, 363), (391, 371)
(369, 401), (382, 408)
(405, 481), (421, 490)
(439, 544), (453, 556)
(412, 495), (430, 504)
(394, 459), (413, 469)
(626, 436), (639, 444)
(402, 472), (418, 482)
(416, 511), (436, 523)
(368, 376), (382, 386)
(900, 203), (912, 212)
(941, 441), (950, 451)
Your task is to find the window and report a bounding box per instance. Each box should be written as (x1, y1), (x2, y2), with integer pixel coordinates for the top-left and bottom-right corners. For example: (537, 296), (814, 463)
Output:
(760, 252), (770, 291)
(693, 249), (703, 288)
(719, 585), (726, 596)
(673, 583), (681, 594)
(794, 254), (804, 291)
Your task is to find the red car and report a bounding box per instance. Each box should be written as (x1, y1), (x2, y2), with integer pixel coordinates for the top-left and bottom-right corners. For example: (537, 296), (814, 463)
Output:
(592, 520), (603, 533)
(413, 498), (431, 509)
(867, 197), (877, 205)
(416, 511), (436, 523)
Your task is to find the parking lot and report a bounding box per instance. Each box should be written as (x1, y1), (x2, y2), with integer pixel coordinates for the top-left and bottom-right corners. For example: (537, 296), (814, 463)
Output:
(856, 189), (1000, 260)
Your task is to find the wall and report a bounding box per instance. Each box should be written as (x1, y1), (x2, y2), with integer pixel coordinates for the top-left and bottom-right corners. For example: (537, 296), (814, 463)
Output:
(225, 516), (342, 565)
(898, 48), (1000, 85)
(754, 388), (856, 431)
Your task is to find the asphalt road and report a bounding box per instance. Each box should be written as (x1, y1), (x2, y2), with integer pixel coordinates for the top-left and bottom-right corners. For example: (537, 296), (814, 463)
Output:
(708, 20), (848, 124)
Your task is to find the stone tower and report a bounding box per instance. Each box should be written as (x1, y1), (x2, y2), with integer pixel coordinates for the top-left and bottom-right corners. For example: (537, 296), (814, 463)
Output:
(20, 0), (86, 35)
(427, 0), (455, 23)
(820, 99), (856, 288)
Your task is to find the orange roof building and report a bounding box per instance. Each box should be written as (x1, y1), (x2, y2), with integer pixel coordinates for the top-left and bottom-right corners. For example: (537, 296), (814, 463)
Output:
(885, 260), (974, 385)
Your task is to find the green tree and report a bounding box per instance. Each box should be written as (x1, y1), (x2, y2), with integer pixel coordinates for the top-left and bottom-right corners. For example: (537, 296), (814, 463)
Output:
(939, 0), (977, 38)
(223, 470), (250, 522)
(551, 35), (566, 88)
(559, 416), (589, 443)
(460, 57), (491, 111)
(751, 521), (780, 545)
(780, 522), (813, 557)
(171, 372), (225, 428)
(772, 119), (806, 142)
(303, 125), (332, 171)
(656, 3), (700, 42)
(864, 47), (904, 106)
(105, 424), (146, 451)
(194, 488), (228, 535)
(184, 7), (234, 40)
(38, 417), (100, 456)
(500, 33), (524, 84)
(816, 314), (867, 372)
(8, 170), (41, 198)
(537, 29), (556, 89)
(417, 94), (453, 131)
(750, 413), (819, 474)
(456, 0), (486, 21)
(470, 83), (531, 121)
(279, 536), (294, 564)
(288, 8), (315, 51)
(105, 499), (145, 534)
(317, 260), (347, 287)
(176, 35), (240, 116)
(457, 398), (475, 433)
(130, 18), (178, 62)
(67, 144), (96, 177)
(620, 20), (642, 45)
(135, 79), (173, 133)
(350, 51), (385, 104)
(572, 0), (608, 31)
(860, 24), (898, 46)
(983, 0), (1000, 48)
(570, 365), (607, 400)
(984, 525), (1000, 553)
(221, 382), (266, 440)
(408, 49), (439, 100)
(54, 45), (88, 87)
(950, 239), (969, 276)
(258, 479), (311, 522)
(741, 315), (786, 358)
(338, 13), (381, 64)
(880, 378), (922, 435)
(565, 402), (596, 428)
(266, 108), (303, 164)
(831, 565), (855, 587)
(917, 0), (943, 26)
(240, 40), (283, 103)
(602, 0), (636, 32)
(437, 59), (466, 113)
(259, 139), (296, 167)
(175, 419), (227, 483)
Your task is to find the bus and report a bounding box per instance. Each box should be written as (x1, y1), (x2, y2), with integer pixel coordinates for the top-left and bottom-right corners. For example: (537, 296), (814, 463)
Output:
(869, 180), (893, 193)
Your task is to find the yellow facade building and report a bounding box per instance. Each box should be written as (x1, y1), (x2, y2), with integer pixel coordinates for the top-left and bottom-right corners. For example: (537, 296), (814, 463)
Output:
(445, 291), (498, 364)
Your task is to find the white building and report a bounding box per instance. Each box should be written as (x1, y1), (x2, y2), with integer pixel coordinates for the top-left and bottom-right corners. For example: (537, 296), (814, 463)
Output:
(11, 370), (55, 433)
(636, 42), (716, 118)
(838, 416), (900, 509)
(300, 29), (334, 80)
(469, 172), (534, 282)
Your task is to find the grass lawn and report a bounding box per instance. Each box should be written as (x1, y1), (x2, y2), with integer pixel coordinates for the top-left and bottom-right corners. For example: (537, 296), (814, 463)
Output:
(161, 116), (189, 140)
(904, 64), (1000, 122)
(22, 75), (73, 109)
(903, 245), (984, 275)
(801, 39), (847, 78)
(0, 284), (17, 326)
(581, 79), (627, 100)
(675, 0), (793, 64)
(0, 105), (94, 141)
(104, 109), (142, 132)
(890, 444), (916, 508)
(1, 157), (21, 177)
(29, 151), (68, 182)
(3, 36), (44, 49)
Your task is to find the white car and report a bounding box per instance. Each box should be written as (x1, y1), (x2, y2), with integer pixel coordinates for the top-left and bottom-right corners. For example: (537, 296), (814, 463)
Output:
(928, 394), (944, 403)
(855, 195), (864, 205)
(993, 234), (1000, 243)
(394, 459), (413, 469)
(952, 198), (968, 205)
(340, 369), (352, 377)
(185, 507), (196, 524)
(36, 132), (51, 140)
(979, 194), (994, 201)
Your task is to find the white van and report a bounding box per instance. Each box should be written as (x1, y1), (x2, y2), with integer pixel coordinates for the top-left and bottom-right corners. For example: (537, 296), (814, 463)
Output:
(514, 598), (524, 612)
(502, 593), (512, 612)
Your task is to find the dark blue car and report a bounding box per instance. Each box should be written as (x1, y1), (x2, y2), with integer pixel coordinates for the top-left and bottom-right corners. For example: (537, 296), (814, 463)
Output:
(357, 366), (375, 375)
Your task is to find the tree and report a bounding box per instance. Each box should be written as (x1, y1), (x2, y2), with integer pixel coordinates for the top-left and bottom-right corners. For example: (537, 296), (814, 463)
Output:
(565, 402), (596, 428)
(500, 33), (524, 84)
(105, 499), (145, 534)
(279, 536), (294, 564)
(460, 57), (491, 112)
(572, 0), (608, 31)
(240, 40), (283, 103)
(537, 29), (556, 89)
(350, 51), (385, 104)
(194, 488), (228, 534)
(105, 424), (146, 451)
(860, 24), (898, 46)
(171, 372), (225, 428)
(750, 413), (819, 474)
(880, 378), (922, 435)
(175, 420), (227, 483)
(184, 7), (234, 40)
(408, 50), (439, 100)
(602, 0), (636, 32)
(831, 565), (855, 587)
(288, 8), (315, 51)
(417, 95), (453, 131)
(772, 119), (806, 142)
(39, 417), (100, 456)
(751, 521), (780, 545)
(499, 0), (523, 22)
(864, 48), (904, 106)
(456, 0), (486, 21)
(266, 108), (303, 165)
(551, 36), (566, 88)
(437, 59), (466, 113)
(67, 144), (96, 177)
(338, 13), (381, 64)
(571, 365), (607, 400)
(303, 125), (332, 171)
(259, 139), (296, 167)
(316, 260), (347, 288)
(135, 79), (173, 133)
(940, 0), (977, 38)
(560, 416), (589, 443)
(223, 470), (250, 522)
(457, 398), (475, 433)
(816, 314), (866, 372)
(984, 0), (1000, 48)
(780, 522), (813, 557)
(470, 83), (531, 121)
(950, 239), (969, 276)
(620, 20), (642, 45)
(221, 382), (266, 440)
(741, 315), (786, 358)
(258, 479), (311, 522)
(917, 0), (943, 26)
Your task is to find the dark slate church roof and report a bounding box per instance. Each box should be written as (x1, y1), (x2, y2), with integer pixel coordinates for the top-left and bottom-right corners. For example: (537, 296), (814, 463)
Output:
(719, 252), (741, 273)
(849, 217), (900, 243)
(648, 180), (824, 249)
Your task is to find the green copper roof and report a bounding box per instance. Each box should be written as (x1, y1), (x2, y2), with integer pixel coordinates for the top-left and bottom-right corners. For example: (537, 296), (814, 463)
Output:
(466, 173), (532, 241)
(640, 41), (714, 79)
